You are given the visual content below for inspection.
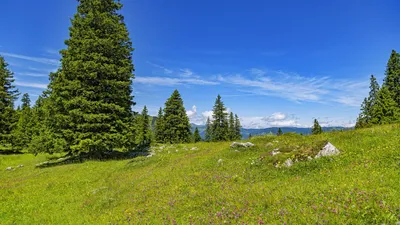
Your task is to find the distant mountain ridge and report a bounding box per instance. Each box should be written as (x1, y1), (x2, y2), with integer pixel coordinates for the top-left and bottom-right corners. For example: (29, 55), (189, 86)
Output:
(190, 123), (352, 139)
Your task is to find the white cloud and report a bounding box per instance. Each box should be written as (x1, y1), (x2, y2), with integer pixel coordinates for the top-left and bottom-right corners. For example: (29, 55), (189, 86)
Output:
(270, 112), (286, 120)
(0, 52), (59, 66)
(15, 81), (47, 89)
(16, 72), (48, 77)
(240, 113), (304, 129)
(186, 105), (197, 118)
(179, 68), (199, 78)
(249, 68), (266, 76)
(146, 61), (173, 74)
(135, 76), (219, 86)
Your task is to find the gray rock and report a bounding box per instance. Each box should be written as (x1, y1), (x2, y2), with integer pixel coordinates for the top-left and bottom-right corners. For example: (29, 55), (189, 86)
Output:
(146, 154), (153, 158)
(315, 142), (340, 158)
(271, 149), (281, 156)
(6, 167), (13, 171)
(230, 142), (255, 148)
(307, 156), (313, 161)
(218, 159), (223, 164)
(283, 158), (293, 167)
(191, 147), (198, 151)
(17, 164), (24, 168)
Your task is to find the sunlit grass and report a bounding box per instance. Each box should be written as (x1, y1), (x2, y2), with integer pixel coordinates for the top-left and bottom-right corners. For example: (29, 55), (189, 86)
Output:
(1, 125), (400, 224)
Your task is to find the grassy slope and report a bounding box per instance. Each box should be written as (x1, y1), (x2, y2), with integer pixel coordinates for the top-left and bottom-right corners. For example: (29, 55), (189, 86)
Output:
(1, 125), (400, 224)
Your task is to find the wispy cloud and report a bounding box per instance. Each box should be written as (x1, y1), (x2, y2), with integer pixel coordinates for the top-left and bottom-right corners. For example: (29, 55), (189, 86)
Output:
(179, 68), (199, 78)
(135, 76), (219, 86)
(146, 61), (173, 74)
(16, 72), (48, 77)
(0, 52), (59, 66)
(15, 81), (47, 89)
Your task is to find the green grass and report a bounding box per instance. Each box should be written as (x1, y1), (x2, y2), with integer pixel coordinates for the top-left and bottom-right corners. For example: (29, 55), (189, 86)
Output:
(1, 125), (400, 224)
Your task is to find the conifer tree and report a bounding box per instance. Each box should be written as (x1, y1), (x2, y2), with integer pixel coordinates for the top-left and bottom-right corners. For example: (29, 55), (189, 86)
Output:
(0, 55), (19, 145)
(211, 95), (229, 141)
(21, 93), (31, 110)
(136, 106), (151, 146)
(311, 119), (322, 135)
(383, 50), (400, 106)
(163, 90), (191, 143)
(370, 86), (399, 124)
(248, 134), (252, 139)
(277, 128), (283, 136)
(11, 94), (32, 149)
(204, 117), (212, 142)
(228, 112), (235, 140)
(234, 114), (242, 140)
(193, 127), (202, 143)
(355, 75), (380, 128)
(50, 0), (135, 154)
(154, 107), (165, 143)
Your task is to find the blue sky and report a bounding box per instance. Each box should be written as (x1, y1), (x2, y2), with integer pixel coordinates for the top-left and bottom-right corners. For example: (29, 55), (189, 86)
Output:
(1, 0), (400, 128)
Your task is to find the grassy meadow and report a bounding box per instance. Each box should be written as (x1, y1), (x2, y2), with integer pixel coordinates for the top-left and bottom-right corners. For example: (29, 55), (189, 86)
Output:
(1, 125), (400, 224)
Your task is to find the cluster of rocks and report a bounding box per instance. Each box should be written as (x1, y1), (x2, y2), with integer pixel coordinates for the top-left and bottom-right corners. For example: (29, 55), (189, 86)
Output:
(276, 142), (340, 168)
(230, 142), (255, 148)
(5, 164), (24, 171)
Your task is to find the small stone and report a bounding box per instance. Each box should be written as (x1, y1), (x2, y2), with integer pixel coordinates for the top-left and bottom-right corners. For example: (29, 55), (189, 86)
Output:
(146, 154), (153, 158)
(234, 150), (240, 152)
(17, 164), (24, 168)
(218, 159), (223, 164)
(315, 142), (340, 158)
(191, 147), (198, 151)
(307, 156), (313, 161)
(283, 158), (293, 167)
(271, 149), (281, 156)
(6, 167), (13, 171)
(230, 142), (255, 148)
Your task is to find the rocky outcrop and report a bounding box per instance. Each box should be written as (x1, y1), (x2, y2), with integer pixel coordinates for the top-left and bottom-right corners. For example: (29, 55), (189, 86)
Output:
(230, 142), (255, 148)
(315, 142), (340, 158)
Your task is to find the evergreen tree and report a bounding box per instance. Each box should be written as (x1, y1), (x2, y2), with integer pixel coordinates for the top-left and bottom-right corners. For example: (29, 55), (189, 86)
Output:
(383, 50), (400, 106)
(355, 75), (380, 128)
(311, 119), (322, 135)
(163, 90), (191, 143)
(193, 127), (202, 143)
(0, 55), (19, 145)
(228, 112), (235, 140)
(234, 114), (242, 140)
(370, 86), (399, 124)
(11, 94), (32, 149)
(204, 117), (212, 142)
(248, 133), (252, 139)
(136, 106), (151, 146)
(50, 0), (135, 154)
(211, 95), (229, 141)
(277, 128), (283, 136)
(154, 107), (165, 143)
(21, 93), (31, 110)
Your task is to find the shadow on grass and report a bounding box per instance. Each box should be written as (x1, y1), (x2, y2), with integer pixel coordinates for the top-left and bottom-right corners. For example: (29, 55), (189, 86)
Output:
(0, 149), (24, 155)
(35, 149), (151, 168)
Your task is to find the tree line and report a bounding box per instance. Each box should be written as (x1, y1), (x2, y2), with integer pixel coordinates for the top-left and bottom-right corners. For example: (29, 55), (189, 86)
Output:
(0, 0), (242, 156)
(356, 50), (400, 128)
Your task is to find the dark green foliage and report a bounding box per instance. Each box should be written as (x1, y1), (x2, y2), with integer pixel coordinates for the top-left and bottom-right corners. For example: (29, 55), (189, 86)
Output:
(228, 112), (235, 140)
(311, 119), (322, 135)
(162, 90), (191, 143)
(136, 106), (151, 146)
(234, 114), (242, 140)
(383, 50), (400, 106)
(277, 128), (283, 136)
(211, 95), (229, 141)
(154, 107), (165, 143)
(193, 127), (202, 143)
(248, 133), (252, 139)
(369, 86), (399, 124)
(356, 75), (380, 128)
(49, 0), (135, 154)
(0, 55), (19, 145)
(21, 93), (31, 110)
(204, 117), (212, 142)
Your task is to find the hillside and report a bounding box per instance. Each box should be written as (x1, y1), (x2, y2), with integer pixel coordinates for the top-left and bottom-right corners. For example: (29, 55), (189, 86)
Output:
(1, 125), (400, 224)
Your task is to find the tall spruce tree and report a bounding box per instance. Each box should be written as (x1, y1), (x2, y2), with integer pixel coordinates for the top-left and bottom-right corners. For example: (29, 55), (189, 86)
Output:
(355, 75), (380, 128)
(204, 117), (212, 142)
(277, 128), (283, 136)
(163, 90), (191, 143)
(234, 114), (242, 140)
(311, 119), (322, 135)
(50, 0), (135, 154)
(136, 106), (151, 146)
(11, 94), (32, 149)
(370, 86), (399, 124)
(211, 95), (229, 141)
(21, 93), (31, 110)
(0, 55), (19, 145)
(228, 112), (235, 140)
(154, 107), (165, 143)
(383, 50), (400, 106)
(193, 127), (202, 143)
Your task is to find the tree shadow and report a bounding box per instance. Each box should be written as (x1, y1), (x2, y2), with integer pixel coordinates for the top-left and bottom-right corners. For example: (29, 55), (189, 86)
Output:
(35, 147), (151, 168)
(0, 149), (24, 155)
